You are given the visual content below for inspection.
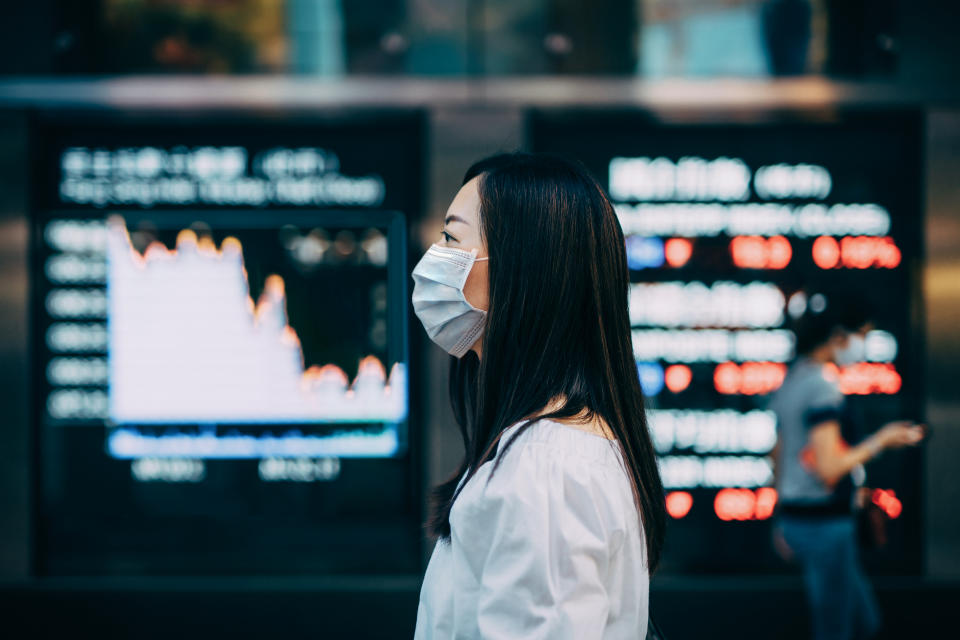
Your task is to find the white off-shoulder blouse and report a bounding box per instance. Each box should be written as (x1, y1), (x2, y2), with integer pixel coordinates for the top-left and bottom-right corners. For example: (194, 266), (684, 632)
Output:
(414, 418), (649, 639)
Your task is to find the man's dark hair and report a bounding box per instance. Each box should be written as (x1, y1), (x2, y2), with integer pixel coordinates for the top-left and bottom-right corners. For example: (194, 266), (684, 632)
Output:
(793, 289), (874, 356)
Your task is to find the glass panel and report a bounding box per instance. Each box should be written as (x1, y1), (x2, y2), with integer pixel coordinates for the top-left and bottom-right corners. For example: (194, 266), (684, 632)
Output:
(47, 1), (899, 79)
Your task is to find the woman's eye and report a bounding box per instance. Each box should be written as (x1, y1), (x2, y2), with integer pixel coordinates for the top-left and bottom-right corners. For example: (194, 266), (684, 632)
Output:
(441, 230), (455, 242)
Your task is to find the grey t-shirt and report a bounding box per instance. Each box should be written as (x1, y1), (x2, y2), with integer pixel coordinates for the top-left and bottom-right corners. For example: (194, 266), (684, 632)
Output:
(769, 357), (850, 505)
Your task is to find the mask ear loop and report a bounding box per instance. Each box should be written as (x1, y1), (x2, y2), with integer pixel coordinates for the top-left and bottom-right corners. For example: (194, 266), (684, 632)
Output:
(469, 248), (489, 262)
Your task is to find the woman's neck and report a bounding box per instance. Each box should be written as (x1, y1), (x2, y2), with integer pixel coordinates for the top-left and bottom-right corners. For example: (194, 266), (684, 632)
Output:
(527, 394), (616, 440)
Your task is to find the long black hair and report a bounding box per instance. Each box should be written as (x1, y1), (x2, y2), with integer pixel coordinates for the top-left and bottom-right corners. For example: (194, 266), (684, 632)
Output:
(425, 151), (667, 574)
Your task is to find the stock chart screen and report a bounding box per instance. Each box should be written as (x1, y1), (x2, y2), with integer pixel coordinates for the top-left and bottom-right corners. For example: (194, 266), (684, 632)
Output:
(530, 109), (924, 574)
(31, 112), (424, 575)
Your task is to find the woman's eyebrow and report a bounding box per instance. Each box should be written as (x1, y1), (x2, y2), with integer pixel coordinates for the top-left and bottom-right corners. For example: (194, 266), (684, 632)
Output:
(444, 214), (470, 226)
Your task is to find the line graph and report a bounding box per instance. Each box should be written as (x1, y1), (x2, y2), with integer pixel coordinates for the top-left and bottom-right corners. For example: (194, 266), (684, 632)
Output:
(106, 216), (407, 426)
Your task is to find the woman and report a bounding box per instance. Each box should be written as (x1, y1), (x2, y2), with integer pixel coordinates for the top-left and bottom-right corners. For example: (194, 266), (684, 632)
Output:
(411, 152), (666, 639)
(770, 294), (926, 640)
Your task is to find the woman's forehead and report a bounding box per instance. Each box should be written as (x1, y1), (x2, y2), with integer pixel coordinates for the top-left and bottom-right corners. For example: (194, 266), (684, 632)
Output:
(447, 177), (482, 226)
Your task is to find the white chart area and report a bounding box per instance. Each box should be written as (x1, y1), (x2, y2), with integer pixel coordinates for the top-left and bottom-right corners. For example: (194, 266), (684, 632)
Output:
(106, 218), (407, 427)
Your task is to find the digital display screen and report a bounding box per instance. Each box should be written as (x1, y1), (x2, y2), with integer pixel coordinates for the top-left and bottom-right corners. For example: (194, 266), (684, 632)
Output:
(31, 112), (424, 575)
(530, 110), (924, 574)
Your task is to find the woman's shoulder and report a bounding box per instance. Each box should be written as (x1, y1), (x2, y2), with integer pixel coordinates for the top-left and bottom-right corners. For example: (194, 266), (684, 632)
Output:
(453, 418), (635, 534)
(493, 417), (625, 468)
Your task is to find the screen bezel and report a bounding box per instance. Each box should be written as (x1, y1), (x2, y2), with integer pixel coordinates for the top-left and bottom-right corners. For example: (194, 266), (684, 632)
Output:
(27, 108), (426, 577)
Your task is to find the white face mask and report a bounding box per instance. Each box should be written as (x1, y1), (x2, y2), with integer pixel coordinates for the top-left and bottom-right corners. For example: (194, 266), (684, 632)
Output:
(835, 334), (865, 366)
(411, 244), (489, 358)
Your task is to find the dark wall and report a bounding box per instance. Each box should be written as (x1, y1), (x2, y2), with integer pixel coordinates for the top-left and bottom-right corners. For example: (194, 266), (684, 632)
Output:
(898, 0), (960, 87)
(0, 111), (30, 577)
(0, 2), (55, 74)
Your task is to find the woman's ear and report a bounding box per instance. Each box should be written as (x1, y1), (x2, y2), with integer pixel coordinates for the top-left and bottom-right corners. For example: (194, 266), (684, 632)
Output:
(462, 258), (489, 313)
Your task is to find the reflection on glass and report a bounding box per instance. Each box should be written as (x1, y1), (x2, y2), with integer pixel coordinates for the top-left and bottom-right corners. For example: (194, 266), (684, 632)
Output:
(47, 0), (898, 78)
